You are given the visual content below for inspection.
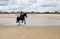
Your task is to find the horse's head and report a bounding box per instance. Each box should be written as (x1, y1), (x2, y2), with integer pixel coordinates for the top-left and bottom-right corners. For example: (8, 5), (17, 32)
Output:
(23, 13), (27, 18)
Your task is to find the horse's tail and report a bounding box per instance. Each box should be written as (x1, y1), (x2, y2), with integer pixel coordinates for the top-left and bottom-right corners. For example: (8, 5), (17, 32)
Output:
(16, 16), (19, 23)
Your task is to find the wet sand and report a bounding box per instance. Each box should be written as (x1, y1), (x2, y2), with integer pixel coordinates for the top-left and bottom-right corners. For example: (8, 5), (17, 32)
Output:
(0, 25), (60, 39)
(0, 14), (60, 39)
(0, 18), (60, 26)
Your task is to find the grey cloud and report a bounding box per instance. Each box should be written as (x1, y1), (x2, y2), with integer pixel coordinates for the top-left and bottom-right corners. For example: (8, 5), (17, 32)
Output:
(41, 4), (57, 7)
(41, 2), (57, 7)
(0, 0), (8, 1)
(0, 1), (9, 6)
(0, 4), (8, 6)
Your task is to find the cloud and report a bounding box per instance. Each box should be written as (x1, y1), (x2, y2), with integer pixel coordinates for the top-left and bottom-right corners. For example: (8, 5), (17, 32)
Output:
(0, 1), (9, 6)
(0, 0), (9, 1)
(0, 0), (60, 12)
(41, 3), (57, 7)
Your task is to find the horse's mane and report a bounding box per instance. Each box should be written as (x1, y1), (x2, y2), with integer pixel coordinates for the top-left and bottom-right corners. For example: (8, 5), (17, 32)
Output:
(23, 13), (27, 17)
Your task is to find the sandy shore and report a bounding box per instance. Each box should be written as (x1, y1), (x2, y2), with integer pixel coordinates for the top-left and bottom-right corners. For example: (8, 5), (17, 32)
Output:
(0, 25), (60, 39)
(0, 14), (60, 39)
(0, 14), (60, 19)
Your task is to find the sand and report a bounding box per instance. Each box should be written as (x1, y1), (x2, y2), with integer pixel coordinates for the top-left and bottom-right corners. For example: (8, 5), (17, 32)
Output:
(0, 14), (60, 19)
(0, 14), (60, 39)
(0, 25), (60, 39)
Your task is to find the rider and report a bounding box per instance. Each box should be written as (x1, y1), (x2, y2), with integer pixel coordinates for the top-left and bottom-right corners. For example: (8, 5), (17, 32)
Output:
(16, 11), (27, 24)
(16, 11), (23, 23)
(20, 11), (24, 23)
(20, 11), (27, 24)
(20, 11), (23, 16)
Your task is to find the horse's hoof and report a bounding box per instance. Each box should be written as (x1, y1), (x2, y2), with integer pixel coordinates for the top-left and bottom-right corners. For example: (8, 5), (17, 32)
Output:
(24, 23), (26, 24)
(21, 22), (23, 23)
(18, 24), (20, 25)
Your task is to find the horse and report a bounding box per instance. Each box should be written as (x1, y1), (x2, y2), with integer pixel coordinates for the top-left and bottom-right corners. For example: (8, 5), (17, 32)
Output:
(16, 13), (27, 24)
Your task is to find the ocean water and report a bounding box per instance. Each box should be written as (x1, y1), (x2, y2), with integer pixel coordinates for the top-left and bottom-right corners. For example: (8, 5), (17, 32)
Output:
(0, 18), (60, 26)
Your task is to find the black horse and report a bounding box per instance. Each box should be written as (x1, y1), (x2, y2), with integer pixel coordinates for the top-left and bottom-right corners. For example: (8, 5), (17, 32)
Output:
(16, 13), (27, 24)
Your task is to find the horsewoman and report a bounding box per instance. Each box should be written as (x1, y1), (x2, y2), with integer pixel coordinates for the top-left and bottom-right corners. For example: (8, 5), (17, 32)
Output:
(16, 11), (27, 24)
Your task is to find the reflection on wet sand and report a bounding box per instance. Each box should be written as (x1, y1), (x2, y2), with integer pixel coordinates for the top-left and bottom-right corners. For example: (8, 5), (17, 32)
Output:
(0, 18), (60, 26)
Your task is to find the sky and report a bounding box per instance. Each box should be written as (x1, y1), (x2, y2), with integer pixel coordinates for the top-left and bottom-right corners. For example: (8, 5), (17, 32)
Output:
(0, 0), (60, 12)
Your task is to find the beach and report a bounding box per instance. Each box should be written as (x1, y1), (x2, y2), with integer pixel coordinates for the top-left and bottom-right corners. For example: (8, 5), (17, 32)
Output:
(0, 14), (60, 19)
(0, 25), (60, 39)
(0, 14), (60, 39)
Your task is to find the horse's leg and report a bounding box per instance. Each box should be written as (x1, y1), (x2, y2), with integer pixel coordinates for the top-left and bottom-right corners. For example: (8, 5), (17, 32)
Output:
(18, 21), (20, 25)
(16, 17), (18, 23)
(21, 20), (23, 23)
(24, 20), (26, 24)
